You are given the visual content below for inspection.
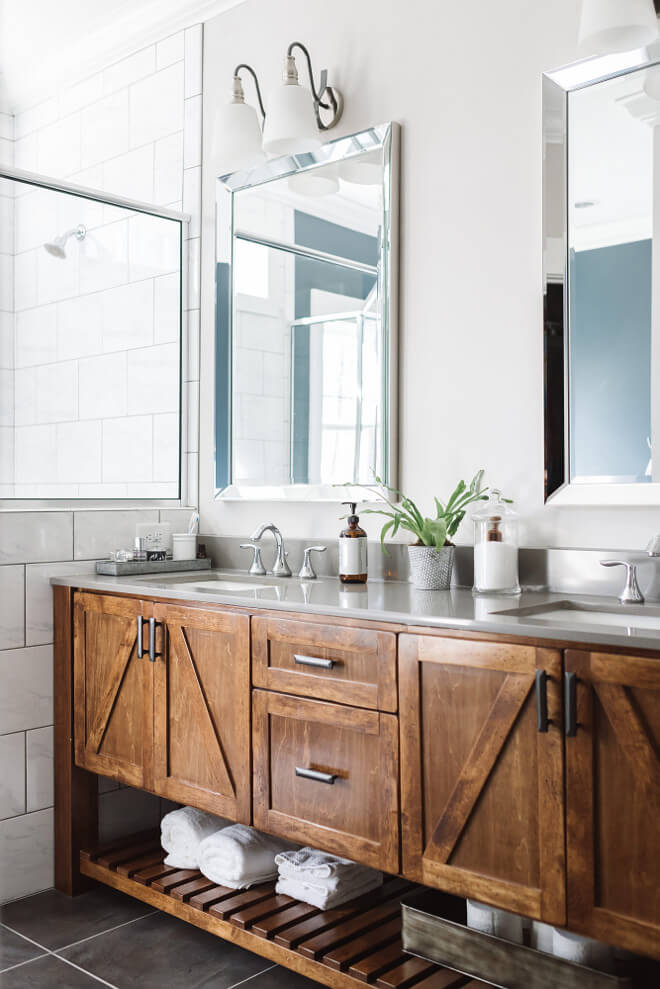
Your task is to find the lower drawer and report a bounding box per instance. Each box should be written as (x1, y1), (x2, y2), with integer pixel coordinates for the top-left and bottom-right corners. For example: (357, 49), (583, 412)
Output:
(252, 690), (399, 873)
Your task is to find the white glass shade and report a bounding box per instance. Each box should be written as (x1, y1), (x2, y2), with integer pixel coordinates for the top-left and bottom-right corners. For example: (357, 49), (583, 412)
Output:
(578, 0), (658, 55)
(339, 150), (382, 186)
(262, 82), (321, 156)
(287, 164), (339, 196)
(213, 100), (264, 174)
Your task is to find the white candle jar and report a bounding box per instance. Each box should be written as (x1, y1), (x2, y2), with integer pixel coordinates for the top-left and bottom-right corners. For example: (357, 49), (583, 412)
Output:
(472, 490), (520, 595)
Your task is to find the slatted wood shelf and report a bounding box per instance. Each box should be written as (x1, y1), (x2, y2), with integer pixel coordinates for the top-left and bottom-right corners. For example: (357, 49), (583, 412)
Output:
(80, 833), (493, 989)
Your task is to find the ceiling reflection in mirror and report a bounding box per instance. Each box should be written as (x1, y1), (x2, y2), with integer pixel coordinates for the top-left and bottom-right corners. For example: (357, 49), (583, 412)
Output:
(215, 123), (398, 498)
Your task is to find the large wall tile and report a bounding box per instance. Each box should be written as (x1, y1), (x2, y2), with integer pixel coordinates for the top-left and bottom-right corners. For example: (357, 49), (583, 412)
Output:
(154, 132), (183, 206)
(15, 305), (57, 367)
(26, 726), (53, 812)
(0, 565), (25, 650)
(0, 733), (26, 819)
(14, 424), (58, 484)
(81, 90), (129, 168)
(57, 292), (104, 361)
(26, 561), (96, 646)
(184, 25), (203, 99)
(36, 361), (78, 424)
(157, 32), (184, 69)
(78, 351), (127, 420)
(129, 62), (184, 147)
(37, 113), (81, 178)
(0, 808), (54, 902)
(102, 144), (154, 204)
(79, 218), (129, 294)
(154, 272), (180, 344)
(73, 509), (158, 560)
(102, 279), (154, 352)
(103, 46), (156, 95)
(0, 312), (14, 369)
(153, 413), (179, 484)
(183, 95), (202, 169)
(127, 343), (179, 415)
(102, 416), (153, 483)
(0, 513), (72, 564)
(0, 645), (53, 734)
(57, 421), (102, 484)
(128, 213), (180, 282)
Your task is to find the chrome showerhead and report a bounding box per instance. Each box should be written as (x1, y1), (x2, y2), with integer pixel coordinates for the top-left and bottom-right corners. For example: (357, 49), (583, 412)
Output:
(43, 224), (86, 259)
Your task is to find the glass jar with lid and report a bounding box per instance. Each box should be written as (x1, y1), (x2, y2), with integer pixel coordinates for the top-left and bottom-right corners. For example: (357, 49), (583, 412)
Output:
(472, 490), (520, 595)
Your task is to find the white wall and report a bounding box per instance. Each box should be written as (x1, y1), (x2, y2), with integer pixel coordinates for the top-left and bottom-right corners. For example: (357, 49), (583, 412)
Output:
(199, 0), (660, 552)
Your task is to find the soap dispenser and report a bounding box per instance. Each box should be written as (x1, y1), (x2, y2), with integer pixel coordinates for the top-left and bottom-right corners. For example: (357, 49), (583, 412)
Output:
(339, 502), (368, 584)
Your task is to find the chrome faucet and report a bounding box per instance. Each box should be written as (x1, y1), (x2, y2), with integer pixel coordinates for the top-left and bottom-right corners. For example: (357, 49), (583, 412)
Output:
(600, 560), (644, 605)
(251, 522), (292, 577)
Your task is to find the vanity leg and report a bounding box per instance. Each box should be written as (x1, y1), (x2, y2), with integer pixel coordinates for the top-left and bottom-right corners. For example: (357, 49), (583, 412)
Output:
(54, 585), (98, 894)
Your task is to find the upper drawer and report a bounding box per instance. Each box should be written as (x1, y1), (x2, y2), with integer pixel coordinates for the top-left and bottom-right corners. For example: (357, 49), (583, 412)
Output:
(252, 616), (397, 712)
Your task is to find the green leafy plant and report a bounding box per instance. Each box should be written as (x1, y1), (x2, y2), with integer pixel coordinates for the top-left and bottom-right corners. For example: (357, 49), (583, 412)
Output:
(340, 470), (491, 553)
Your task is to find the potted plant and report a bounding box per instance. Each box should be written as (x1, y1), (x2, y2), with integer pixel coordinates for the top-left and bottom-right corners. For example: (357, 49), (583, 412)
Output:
(351, 470), (489, 590)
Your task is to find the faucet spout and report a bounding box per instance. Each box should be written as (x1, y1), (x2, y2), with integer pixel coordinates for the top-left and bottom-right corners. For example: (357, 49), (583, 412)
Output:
(250, 522), (291, 577)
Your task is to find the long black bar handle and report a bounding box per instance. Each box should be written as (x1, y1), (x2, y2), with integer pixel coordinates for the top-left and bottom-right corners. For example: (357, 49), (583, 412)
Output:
(148, 618), (162, 663)
(536, 669), (549, 733)
(137, 616), (144, 659)
(565, 671), (578, 737)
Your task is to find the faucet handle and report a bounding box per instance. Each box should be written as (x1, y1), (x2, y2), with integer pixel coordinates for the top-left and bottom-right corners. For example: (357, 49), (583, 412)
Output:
(240, 543), (266, 576)
(299, 545), (327, 580)
(647, 534), (660, 557)
(600, 559), (644, 604)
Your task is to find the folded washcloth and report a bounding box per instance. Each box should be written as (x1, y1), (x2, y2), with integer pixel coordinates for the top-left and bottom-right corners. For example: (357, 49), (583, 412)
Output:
(161, 806), (229, 870)
(198, 824), (297, 889)
(276, 871), (383, 910)
(275, 847), (382, 894)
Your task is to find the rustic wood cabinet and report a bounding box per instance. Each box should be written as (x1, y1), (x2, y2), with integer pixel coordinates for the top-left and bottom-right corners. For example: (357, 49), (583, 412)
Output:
(565, 649), (660, 957)
(399, 634), (566, 925)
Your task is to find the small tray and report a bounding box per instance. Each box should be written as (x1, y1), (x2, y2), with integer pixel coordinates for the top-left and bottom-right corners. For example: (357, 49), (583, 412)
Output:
(95, 558), (212, 576)
(401, 889), (637, 989)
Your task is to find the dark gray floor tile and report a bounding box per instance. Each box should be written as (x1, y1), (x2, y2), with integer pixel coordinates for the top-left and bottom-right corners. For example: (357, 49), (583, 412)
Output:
(0, 925), (47, 972)
(0, 887), (152, 951)
(238, 966), (319, 987)
(0, 954), (109, 988)
(59, 912), (273, 989)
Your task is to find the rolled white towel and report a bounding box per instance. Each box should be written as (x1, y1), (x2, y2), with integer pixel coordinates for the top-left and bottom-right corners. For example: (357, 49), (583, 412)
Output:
(552, 929), (613, 971)
(198, 824), (296, 889)
(276, 872), (383, 910)
(161, 806), (229, 870)
(466, 900), (525, 944)
(275, 847), (371, 885)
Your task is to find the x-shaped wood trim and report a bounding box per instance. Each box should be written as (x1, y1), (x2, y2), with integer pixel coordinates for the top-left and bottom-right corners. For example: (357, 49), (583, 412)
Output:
(87, 621), (136, 754)
(596, 683), (660, 811)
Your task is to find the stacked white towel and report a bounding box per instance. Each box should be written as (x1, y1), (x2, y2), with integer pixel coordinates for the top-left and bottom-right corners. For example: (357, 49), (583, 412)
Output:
(160, 806), (229, 870)
(275, 847), (383, 909)
(198, 824), (297, 889)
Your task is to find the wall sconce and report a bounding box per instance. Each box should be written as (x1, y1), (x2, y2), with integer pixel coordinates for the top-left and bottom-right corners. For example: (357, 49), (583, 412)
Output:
(213, 42), (343, 174)
(578, 0), (658, 55)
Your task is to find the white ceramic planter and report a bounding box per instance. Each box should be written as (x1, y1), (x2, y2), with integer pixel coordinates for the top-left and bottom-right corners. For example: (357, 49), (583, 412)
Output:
(407, 544), (455, 590)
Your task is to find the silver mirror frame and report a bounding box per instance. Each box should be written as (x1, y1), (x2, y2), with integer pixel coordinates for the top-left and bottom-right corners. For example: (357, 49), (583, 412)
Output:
(543, 44), (660, 506)
(213, 121), (400, 502)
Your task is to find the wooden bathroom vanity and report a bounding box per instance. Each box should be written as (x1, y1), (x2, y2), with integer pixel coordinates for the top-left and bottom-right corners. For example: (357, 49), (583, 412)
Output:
(52, 580), (660, 987)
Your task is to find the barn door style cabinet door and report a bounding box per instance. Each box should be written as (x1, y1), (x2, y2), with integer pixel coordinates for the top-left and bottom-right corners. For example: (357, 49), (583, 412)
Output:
(73, 593), (153, 788)
(399, 634), (566, 924)
(152, 603), (251, 822)
(565, 650), (660, 959)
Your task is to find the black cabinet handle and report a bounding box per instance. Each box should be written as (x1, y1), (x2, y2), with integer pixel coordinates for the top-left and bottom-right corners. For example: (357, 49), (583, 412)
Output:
(137, 616), (144, 659)
(295, 766), (337, 784)
(294, 654), (334, 670)
(148, 618), (162, 663)
(564, 671), (577, 737)
(536, 669), (549, 733)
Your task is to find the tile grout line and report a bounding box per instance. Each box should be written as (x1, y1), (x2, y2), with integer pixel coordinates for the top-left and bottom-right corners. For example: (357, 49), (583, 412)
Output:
(0, 921), (52, 953)
(226, 963), (280, 989)
(0, 951), (49, 976)
(53, 908), (158, 952)
(57, 954), (120, 988)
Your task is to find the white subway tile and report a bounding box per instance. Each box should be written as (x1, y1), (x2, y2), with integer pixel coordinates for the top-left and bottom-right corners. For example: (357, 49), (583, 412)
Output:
(103, 46), (156, 95)
(0, 195), (14, 253)
(15, 304), (57, 367)
(0, 254), (13, 311)
(0, 566), (25, 651)
(37, 246), (79, 306)
(185, 451), (198, 506)
(59, 73), (104, 116)
(103, 144), (154, 203)
(14, 251), (37, 311)
(0, 428), (13, 485)
(73, 509), (158, 560)
(157, 32), (184, 69)
(15, 98), (59, 139)
(129, 62), (184, 148)
(14, 484), (79, 498)
(185, 380), (199, 453)
(57, 420), (102, 483)
(126, 481), (178, 498)
(13, 133), (37, 172)
(79, 219), (129, 295)
(0, 368), (13, 427)
(187, 237), (200, 309)
(0, 113), (13, 140)
(77, 483), (128, 497)
(153, 412), (179, 483)
(26, 727), (53, 812)
(0, 312), (13, 369)
(127, 342), (179, 415)
(154, 132), (183, 206)
(0, 138), (12, 168)
(0, 645), (53, 734)
(102, 415), (153, 483)
(81, 90), (129, 169)
(78, 351), (127, 419)
(128, 212), (180, 281)
(183, 166), (201, 238)
(14, 187), (57, 254)
(25, 561), (96, 647)
(37, 114), (81, 178)
(14, 366), (37, 426)
(0, 808), (53, 902)
(0, 514), (71, 565)
(184, 24), (203, 99)
(186, 309), (200, 383)
(0, 733), (26, 819)
(14, 425), (58, 483)
(183, 95), (202, 168)
(36, 361), (78, 423)
(154, 272), (180, 344)
(57, 292), (103, 361)
(102, 279), (154, 353)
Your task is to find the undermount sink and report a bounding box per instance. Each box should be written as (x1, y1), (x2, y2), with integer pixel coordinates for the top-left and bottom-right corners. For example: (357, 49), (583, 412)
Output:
(133, 574), (279, 593)
(492, 600), (660, 632)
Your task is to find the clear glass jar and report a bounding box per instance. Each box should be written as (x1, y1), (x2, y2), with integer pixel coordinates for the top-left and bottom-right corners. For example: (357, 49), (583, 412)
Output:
(472, 490), (520, 595)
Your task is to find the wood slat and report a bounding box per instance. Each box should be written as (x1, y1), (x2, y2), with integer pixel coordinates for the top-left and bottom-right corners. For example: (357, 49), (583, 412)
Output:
(116, 851), (164, 877)
(298, 901), (403, 960)
(151, 869), (200, 893)
(133, 862), (179, 886)
(411, 972), (468, 989)
(323, 917), (401, 972)
(251, 900), (320, 939)
(187, 885), (241, 912)
(96, 838), (161, 870)
(348, 940), (407, 983)
(230, 893), (296, 930)
(170, 877), (218, 902)
(375, 957), (438, 989)
(208, 885), (275, 921)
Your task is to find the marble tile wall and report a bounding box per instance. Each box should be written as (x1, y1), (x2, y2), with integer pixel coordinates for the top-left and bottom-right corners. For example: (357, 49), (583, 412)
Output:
(0, 26), (203, 903)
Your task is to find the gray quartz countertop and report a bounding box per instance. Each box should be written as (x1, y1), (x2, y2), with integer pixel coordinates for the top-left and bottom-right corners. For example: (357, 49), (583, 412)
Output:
(50, 568), (660, 653)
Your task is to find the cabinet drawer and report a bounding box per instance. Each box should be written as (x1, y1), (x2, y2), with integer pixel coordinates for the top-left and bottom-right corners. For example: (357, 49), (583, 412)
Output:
(253, 690), (399, 872)
(252, 616), (397, 711)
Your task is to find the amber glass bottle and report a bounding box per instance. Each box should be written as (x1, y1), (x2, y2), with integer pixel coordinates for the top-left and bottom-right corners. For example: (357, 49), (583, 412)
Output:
(338, 502), (368, 584)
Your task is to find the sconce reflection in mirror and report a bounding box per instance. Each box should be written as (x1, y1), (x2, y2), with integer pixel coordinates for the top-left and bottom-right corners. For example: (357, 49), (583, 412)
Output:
(212, 41), (343, 174)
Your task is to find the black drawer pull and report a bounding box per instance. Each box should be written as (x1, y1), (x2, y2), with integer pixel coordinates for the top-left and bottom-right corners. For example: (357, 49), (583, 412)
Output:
(565, 671), (578, 737)
(148, 618), (162, 663)
(295, 766), (337, 784)
(137, 616), (144, 659)
(294, 654), (334, 670)
(536, 669), (549, 733)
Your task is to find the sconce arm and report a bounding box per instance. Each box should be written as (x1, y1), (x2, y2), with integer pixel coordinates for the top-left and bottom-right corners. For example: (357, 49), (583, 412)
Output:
(286, 41), (342, 129)
(233, 62), (266, 120)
